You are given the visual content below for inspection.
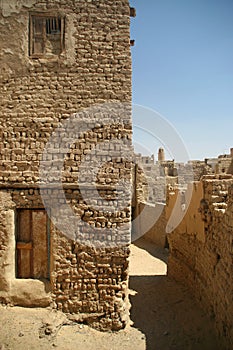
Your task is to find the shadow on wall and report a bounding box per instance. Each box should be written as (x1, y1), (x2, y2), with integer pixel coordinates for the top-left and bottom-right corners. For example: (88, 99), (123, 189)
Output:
(132, 203), (167, 249)
(129, 275), (226, 350)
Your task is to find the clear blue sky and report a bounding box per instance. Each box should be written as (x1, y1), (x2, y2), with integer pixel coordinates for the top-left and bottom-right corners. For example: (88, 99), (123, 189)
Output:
(130, 0), (233, 161)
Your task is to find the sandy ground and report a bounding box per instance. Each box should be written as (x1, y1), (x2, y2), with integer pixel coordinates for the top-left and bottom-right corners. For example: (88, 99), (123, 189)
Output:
(0, 238), (226, 350)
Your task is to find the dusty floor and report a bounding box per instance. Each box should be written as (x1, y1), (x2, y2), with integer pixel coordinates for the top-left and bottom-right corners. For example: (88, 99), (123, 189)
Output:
(0, 238), (226, 350)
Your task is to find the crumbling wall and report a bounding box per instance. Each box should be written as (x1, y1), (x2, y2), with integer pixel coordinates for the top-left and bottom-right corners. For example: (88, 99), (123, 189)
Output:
(217, 156), (233, 174)
(132, 155), (167, 247)
(0, 0), (132, 331)
(167, 176), (233, 347)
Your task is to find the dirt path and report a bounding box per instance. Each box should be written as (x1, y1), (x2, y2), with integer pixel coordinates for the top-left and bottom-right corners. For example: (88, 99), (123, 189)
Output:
(0, 238), (225, 350)
(129, 238), (225, 350)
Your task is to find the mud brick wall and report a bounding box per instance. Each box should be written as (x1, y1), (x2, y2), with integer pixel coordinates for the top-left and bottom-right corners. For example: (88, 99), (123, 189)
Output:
(217, 156), (233, 174)
(0, 187), (131, 329)
(133, 155), (167, 205)
(167, 176), (233, 347)
(189, 160), (213, 181)
(0, 0), (132, 184)
(0, 0), (132, 331)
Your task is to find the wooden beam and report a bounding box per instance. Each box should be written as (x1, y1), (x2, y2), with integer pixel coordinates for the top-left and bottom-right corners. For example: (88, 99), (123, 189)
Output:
(130, 7), (136, 17)
(17, 242), (33, 250)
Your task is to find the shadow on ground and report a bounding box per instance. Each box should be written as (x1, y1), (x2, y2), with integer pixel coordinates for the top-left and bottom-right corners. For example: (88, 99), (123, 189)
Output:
(129, 239), (226, 350)
(129, 275), (225, 350)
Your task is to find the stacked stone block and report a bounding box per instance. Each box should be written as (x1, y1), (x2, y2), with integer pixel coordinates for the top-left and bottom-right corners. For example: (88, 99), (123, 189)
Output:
(167, 176), (233, 347)
(0, 0), (132, 331)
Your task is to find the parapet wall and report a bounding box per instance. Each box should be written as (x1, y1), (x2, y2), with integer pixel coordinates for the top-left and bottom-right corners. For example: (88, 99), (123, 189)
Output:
(167, 176), (233, 347)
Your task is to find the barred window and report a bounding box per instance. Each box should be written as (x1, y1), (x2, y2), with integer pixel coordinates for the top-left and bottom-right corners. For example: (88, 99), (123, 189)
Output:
(29, 14), (65, 57)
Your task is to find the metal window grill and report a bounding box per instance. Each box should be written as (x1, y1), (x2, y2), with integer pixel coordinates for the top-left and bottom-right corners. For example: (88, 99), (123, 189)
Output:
(29, 14), (64, 57)
(46, 17), (61, 35)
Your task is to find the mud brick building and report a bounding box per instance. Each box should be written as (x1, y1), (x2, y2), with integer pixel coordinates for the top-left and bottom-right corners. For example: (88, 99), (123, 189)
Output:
(0, 0), (133, 330)
(167, 175), (233, 348)
(133, 148), (233, 347)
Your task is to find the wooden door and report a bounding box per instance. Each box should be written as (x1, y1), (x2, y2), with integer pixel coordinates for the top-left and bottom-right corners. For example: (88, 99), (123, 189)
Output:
(16, 209), (49, 280)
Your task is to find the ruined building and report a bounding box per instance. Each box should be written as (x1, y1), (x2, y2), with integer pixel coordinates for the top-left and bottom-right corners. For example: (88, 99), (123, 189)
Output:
(133, 148), (233, 347)
(167, 175), (233, 348)
(0, 0), (134, 331)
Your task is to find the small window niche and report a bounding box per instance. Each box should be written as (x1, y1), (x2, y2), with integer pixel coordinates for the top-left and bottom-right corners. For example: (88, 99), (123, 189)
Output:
(16, 209), (50, 280)
(29, 13), (65, 58)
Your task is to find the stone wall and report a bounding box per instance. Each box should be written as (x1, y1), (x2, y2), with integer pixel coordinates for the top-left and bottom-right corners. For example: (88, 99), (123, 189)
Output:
(0, 0), (132, 184)
(217, 155), (233, 174)
(0, 0), (132, 331)
(167, 175), (233, 347)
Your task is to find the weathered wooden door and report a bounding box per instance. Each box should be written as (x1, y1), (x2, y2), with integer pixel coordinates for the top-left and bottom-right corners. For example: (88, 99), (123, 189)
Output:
(16, 209), (50, 280)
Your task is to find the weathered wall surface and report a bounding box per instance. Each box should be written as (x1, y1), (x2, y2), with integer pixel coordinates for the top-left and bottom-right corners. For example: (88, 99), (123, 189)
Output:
(167, 176), (233, 347)
(0, 0), (132, 331)
(217, 156), (233, 175)
(133, 155), (166, 205)
(132, 200), (166, 247)
(132, 155), (167, 247)
(0, 0), (132, 183)
(139, 203), (166, 248)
